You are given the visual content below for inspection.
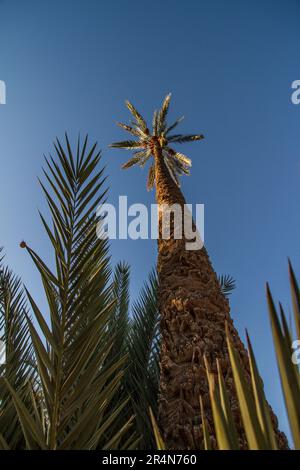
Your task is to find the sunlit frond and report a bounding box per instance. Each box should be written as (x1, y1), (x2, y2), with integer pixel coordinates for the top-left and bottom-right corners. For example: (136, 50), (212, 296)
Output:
(0, 262), (36, 449)
(173, 159), (190, 176)
(162, 149), (189, 177)
(152, 110), (159, 136)
(125, 100), (147, 131)
(121, 156), (141, 170)
(157, 93), (171, 134)
(116, 122), (140, 137)
(137, 149), (152, 167)
(147, 165), (155, 191)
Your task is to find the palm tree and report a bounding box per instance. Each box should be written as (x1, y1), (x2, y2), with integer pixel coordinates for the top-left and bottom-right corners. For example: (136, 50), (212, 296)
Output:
(110, 95), (288, 449)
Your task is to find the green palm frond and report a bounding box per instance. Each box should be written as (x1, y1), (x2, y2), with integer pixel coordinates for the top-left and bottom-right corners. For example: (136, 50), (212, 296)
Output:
(110, 94), (204, 187)
(218, 274), (236, 297)
(4, 135), (134, 450)
(0, 262), (36, 449)
(107, 262), (130, 362)
(98, 262), (138, 449)
(152, 110), (159, 136)
(103, 268), (159, 450)
(124, 270), (160, 449)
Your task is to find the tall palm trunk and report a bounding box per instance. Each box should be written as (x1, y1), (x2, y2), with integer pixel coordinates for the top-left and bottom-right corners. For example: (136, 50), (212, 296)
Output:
(153, 143), (288, 450)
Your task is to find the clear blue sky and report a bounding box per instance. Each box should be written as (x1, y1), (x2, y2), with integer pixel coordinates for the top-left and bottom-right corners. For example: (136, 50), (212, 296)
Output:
(0, 0), (299, 442)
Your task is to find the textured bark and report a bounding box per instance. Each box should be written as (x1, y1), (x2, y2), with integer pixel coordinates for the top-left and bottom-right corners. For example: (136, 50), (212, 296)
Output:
(153, 143), (288, 450)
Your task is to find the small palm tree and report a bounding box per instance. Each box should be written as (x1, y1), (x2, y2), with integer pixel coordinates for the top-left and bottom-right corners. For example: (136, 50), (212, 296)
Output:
(110, 95), (288, 449)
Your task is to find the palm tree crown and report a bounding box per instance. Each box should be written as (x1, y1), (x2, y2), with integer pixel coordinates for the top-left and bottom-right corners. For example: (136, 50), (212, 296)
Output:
(109, 94), (204, 190)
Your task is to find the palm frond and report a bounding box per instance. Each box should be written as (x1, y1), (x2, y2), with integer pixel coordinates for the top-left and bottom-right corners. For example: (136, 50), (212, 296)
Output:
(136, 149), (152, 167)
(109, 140), (143, 150)
(5, 135), (134, 449)
(157, 93), (171, 134)
(121, 156), (142, 170)
(165, 116), (184, 135)
(152, 110), (159, 136)
(0, 262), (36, 449)
(116, 122), (140, 137)
(172, 151), (192, 167)
(107, 262), (130, 362)
(167, 134), (204, 143)
(218, 275), (236, 297)
(124, 270), (160, 449)
(125, 100), (147, 131)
